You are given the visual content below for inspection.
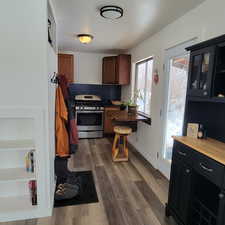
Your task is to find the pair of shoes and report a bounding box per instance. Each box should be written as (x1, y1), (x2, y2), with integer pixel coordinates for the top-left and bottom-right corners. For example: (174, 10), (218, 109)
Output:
(55, 182), (80, 201)
(66, 175), (83, 198)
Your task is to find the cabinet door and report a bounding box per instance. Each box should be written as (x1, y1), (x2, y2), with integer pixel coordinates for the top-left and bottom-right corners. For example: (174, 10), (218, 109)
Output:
(168, 159), (192, 224)
(104, 107), (120, 134)
(217, 191), (225, 225)
(116, 54), (131, 85)
(102, 56), (117, 84)
(187, 46), (215, 97)
(58, 54), (74, 83)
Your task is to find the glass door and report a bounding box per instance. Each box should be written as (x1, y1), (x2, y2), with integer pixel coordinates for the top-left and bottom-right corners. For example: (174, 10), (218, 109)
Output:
(158, 39), (196, 178)
(164, 54), (189, 160)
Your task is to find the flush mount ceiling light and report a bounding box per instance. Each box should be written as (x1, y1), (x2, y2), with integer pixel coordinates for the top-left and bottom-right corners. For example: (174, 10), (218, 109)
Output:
(77, 34), (94, 44)
(100, 5), (123, 19)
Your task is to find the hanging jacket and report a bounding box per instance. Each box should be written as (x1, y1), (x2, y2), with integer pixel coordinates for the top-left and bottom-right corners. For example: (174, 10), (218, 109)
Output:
(58, 75), (78, 154)
(55, 86), (70, 157)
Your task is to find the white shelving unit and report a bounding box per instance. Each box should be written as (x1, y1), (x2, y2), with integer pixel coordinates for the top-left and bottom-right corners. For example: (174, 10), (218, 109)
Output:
(0, 0), (57, 222)
(0, 107), (53, 223)
(0, 168), (36, 183)
(0, 139), (35, 151)
(0, 195), (37, 213)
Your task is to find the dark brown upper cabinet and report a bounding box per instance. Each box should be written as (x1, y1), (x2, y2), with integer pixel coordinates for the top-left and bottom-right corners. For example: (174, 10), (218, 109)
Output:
(58, 54), (74, 83)
(102, 54), (131, 85)
(102, 56), (117, 84)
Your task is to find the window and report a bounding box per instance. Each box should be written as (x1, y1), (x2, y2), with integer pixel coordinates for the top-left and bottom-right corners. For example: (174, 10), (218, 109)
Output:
(135, 58), (153, 116)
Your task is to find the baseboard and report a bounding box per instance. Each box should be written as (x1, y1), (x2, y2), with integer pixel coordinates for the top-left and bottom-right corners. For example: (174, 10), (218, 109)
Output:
(127, 141), (169, 181)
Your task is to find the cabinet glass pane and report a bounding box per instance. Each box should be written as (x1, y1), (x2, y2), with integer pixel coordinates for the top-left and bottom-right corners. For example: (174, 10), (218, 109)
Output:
(190, 54), (201, 89)
(199, 53), (210, 90)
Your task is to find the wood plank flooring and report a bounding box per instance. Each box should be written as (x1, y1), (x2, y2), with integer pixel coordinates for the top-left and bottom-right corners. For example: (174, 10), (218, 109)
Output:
(2, 138), (176, 225)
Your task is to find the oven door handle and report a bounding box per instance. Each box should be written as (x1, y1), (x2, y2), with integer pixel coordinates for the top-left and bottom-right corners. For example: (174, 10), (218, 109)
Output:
(76, 111), (103, 113)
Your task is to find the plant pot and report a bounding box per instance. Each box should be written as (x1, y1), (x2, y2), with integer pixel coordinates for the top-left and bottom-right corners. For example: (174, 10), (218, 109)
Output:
(120, 104), (127, 111)
(128, 105), (137, 115)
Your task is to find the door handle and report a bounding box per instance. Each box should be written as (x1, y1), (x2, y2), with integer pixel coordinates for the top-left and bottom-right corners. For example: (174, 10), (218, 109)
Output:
(178, 151), (186, 156)
(200, 163), (213, 173)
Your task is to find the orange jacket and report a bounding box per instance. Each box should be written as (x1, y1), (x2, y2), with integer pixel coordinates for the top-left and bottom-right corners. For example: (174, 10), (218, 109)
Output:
(55, 86), (69, 157)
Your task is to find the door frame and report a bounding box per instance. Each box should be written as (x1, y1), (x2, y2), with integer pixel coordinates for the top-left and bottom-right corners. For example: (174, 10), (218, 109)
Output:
(158, 38), (197, 179)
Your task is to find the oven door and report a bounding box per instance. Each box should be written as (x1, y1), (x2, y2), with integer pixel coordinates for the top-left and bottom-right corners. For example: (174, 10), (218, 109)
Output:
(76, 111), (103, 131)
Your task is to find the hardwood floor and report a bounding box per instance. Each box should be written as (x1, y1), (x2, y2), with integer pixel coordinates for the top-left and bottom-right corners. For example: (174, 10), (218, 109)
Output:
(2, 138), (176, 225)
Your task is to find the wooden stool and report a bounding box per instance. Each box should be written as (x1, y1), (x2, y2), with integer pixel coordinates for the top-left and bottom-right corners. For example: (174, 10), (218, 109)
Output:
(112, 126), (132, 162)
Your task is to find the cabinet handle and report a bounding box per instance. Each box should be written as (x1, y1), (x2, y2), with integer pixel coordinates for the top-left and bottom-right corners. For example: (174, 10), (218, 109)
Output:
(178, 151), (186, 156)
(200, 163), (213, 173)
(219, 193), (224, 199)
(186, 169), (191, 173)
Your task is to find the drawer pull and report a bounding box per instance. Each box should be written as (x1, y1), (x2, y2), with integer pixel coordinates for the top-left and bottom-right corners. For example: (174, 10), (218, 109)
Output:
(186, 169), (191, 174)
(200, 163), (213, 173)
(178, 151), (186, 156)
(219, 193), (224, 199)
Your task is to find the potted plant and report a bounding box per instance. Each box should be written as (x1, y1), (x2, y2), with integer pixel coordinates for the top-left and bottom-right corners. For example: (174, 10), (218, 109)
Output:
(126, 89), (144, 114)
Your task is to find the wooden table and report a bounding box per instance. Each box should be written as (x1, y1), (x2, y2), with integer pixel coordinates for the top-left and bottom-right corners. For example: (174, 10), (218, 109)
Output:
(113, 111), (148, 122)
(112, 111), (151, 132)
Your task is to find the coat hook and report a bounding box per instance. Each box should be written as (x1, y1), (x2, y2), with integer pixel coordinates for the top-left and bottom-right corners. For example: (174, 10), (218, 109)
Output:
(51, 72), (59, 84)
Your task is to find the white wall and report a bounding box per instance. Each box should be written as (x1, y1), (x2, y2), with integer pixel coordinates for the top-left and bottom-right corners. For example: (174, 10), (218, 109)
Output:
(0, 0), (57, 220)
(123, 0), (225, 174)
(0, 0), (48, 107)
(47, 44), (57, 209)
(60, 51), (113, 84)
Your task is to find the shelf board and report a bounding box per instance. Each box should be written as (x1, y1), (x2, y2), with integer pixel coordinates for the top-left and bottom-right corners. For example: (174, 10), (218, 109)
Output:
(0, 139), (35, 151)
(0, 168), (35, 183)
(0, 195), (37, 214)
(212, 97), (225, 103)
(188, 96), (225, 103)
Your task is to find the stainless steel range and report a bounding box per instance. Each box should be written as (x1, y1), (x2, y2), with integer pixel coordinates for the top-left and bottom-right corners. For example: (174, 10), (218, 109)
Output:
(75, 95), (104, 139)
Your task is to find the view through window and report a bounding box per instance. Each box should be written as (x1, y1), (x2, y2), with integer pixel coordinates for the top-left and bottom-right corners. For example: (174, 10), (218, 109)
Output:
(135, 58), (153, 116)
(164, 54), (189, 160)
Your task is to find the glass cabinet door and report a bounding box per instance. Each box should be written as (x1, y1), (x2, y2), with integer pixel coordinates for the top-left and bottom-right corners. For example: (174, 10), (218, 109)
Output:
(199, 52), (210, 91)
(190, 54), (202, 90)
(188, 47), (215, 97)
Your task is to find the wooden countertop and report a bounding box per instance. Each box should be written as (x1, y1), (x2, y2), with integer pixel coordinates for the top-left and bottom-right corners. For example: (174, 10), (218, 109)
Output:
(173, 136), (225, 165)
(112, 111), (148, 122)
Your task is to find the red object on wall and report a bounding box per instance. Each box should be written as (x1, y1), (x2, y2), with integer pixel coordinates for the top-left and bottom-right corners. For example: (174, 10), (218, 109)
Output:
(153, 69), (159, 84)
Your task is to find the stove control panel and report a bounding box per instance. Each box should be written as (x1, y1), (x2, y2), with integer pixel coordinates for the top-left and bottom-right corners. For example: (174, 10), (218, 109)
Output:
(75, 106), (104, 111)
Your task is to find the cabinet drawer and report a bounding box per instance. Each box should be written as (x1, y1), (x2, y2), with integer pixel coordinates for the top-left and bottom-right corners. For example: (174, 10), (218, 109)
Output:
(107, 111), (120, 118)
(194, 152), (225, 187)
(173, 141), (194, 165)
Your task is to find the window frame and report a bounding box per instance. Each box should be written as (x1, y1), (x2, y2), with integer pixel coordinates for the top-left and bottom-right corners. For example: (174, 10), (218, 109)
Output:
(134, 57), (153, 117)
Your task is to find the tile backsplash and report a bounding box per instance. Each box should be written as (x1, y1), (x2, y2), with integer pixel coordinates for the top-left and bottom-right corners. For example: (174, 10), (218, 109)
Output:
(69, 84), (121, 101)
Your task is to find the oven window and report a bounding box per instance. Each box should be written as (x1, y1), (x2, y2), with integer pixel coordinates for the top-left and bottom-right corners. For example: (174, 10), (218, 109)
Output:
(77, 112), (102, 126)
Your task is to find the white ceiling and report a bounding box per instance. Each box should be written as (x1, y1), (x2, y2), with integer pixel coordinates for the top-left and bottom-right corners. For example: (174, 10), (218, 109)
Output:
(52, 0), (205, 53)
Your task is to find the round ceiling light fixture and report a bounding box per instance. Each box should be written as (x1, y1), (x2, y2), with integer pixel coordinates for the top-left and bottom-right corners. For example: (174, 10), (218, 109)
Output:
(77, 34), (94, 44)
(100, 5), (123, 19)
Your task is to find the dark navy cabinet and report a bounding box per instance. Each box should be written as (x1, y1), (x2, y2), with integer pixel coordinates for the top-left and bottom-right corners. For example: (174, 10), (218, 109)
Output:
(167, 34), (225, 225)
(167, 158), (192, 225)
(166, 140), (225, 225)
